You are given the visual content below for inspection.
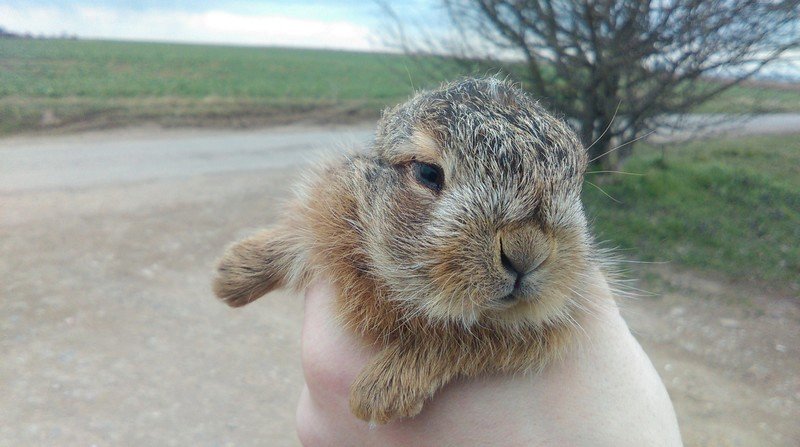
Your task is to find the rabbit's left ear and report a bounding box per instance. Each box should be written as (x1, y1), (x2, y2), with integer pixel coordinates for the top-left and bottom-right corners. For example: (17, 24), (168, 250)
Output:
(213, 226), (301, 307)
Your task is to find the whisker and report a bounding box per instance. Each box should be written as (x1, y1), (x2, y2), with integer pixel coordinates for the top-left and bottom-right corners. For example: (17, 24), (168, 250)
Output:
(586, 180), (620, 203)
(613, 259), (670, 265)
(588, 129), (656, 164)
(585, 170), (643, 176)
(584, 101), (621, 153)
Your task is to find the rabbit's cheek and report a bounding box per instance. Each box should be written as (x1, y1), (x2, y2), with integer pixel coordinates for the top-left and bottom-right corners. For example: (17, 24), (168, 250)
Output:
(429, 232), (497, 282)
(419, 290), (487, 325)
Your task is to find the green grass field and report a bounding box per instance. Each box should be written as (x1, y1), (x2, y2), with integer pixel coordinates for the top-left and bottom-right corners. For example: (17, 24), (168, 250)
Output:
(0, 39), (454, 134)
(583, 133), (800, 292)
(2, 38), (800, 134)
(1, 39), (427, 99)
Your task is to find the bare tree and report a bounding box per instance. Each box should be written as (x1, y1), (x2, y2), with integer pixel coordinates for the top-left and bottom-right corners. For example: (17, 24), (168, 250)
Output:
(382, 1), (800, 168)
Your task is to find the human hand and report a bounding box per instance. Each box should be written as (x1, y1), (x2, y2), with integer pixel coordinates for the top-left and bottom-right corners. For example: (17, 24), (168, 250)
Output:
(295, 277), (683, 446)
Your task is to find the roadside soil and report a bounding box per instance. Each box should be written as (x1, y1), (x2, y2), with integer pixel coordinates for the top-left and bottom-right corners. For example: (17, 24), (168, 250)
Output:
(0, 97), (382, 138)
(1, 127), (797, 446)
(624, 266), (799, 447)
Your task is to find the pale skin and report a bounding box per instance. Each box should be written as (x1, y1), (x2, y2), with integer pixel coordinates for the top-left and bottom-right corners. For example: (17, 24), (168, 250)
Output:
(296, 271), (684, 447)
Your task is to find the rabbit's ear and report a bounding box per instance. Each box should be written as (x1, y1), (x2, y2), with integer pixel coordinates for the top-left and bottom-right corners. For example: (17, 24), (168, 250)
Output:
(212, 227), (302, 307)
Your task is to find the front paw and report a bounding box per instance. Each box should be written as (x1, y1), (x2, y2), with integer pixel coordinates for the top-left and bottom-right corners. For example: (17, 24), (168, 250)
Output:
(349, 370), (425, 424)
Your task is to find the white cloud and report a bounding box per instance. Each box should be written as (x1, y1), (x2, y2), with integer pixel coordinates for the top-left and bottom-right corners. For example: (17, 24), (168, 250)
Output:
(0, 4), (382, 51)
(186, 10), (375, 49)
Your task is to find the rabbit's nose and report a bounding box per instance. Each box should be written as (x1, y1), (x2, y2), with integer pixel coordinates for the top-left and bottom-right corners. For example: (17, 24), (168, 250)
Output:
(500, 247), (524, 291)
(500, 242), (543, 282)
(498, 227), (552, 279)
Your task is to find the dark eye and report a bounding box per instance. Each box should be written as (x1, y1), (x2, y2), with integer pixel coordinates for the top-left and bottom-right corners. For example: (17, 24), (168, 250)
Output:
(412, 162), (444, 192)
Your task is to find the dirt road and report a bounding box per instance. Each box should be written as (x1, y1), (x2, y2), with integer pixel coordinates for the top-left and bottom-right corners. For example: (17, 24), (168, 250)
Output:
(1, 123), (798, 446)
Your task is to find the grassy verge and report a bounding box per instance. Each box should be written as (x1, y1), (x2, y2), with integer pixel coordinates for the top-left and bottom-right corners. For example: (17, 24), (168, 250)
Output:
(695, 83), (800, 114)
(0, 96), (385, 134)
(583, 133), (800, 292)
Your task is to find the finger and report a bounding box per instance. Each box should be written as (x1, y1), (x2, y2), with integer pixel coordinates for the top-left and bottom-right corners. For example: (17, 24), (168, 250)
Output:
(301, 280), (375, 402)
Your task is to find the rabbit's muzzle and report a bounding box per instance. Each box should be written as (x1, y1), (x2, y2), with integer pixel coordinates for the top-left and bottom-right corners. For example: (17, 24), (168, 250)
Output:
(498, 225), (556, 302)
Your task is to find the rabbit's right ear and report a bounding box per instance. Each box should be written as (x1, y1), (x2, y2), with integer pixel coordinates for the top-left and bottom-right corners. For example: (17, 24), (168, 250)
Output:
(212, 227), (303, 307)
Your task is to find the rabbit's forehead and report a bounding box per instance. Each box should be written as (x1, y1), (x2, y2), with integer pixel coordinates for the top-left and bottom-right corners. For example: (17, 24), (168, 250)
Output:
(421, 100), (583, 174)
(442, 118), (583, 183)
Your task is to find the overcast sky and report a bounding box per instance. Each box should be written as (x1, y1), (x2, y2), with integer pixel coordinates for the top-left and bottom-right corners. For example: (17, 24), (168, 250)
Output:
(2, 1), (798, 80)
(0, 0), (443, 51)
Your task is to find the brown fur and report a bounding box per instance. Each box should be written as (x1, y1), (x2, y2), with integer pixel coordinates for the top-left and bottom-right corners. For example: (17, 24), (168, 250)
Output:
(212, 78), (605, 423)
